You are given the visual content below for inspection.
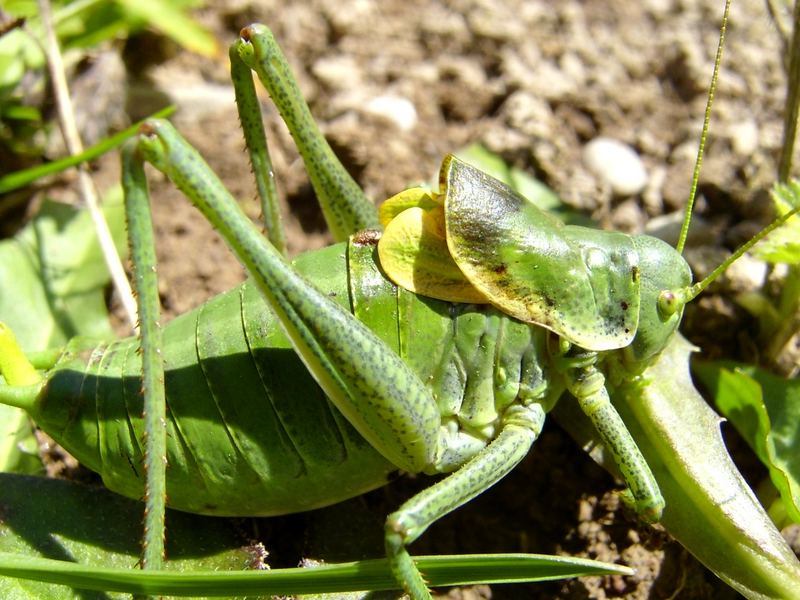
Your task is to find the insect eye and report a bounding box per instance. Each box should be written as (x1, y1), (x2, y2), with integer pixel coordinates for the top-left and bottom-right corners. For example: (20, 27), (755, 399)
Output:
(657, 290), (679, 318)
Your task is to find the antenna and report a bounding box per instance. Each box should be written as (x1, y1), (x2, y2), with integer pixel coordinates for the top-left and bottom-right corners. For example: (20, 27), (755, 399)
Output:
(665, 202), (800, 315)
(675, 0), (731, 255)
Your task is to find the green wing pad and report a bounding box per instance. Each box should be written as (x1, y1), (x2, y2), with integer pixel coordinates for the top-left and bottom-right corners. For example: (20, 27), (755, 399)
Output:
(442, 155), (640, 351)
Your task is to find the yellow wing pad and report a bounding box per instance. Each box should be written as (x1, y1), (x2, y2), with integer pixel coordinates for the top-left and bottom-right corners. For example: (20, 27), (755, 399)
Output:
(377, 189), (488, 305)
(378, 187), (440, 227)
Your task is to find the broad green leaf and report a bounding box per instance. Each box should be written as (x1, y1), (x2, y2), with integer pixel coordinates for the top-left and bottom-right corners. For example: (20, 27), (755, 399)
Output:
(693, 361), (800, 526)
(0, 473), (257, 600)
(0, 474), (631, 599)
(0, 193), (126, 474)
(0, 193), (126, 350)
(553, 334), (800, 600)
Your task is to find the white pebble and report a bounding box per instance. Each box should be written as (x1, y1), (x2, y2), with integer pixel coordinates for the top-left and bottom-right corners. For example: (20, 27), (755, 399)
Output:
(725, 253), (768, 293)
(364, 95), (418, 131)
(730, 119), (759, 156)
(583, 137), (648, 196)
(312, 55), (362, 90)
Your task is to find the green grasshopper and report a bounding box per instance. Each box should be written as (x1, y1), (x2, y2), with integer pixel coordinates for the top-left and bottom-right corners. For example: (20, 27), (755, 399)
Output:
(0, 9), (799, 600)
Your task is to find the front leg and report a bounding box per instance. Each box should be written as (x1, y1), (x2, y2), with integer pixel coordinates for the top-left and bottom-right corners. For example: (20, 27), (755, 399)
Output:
(386, 404), (545, 599)
(561, 350), (664, 522)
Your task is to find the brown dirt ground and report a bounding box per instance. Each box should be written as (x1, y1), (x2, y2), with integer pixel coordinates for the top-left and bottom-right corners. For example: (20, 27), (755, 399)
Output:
(7, 0), (800, 598)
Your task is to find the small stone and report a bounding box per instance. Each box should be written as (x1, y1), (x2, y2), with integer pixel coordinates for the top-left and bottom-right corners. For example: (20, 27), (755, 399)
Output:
(645, 210), (712, 247)
(583, 137), (648, 196)
(724, 253), (768, 293)
(312, 55), (362, 90)
(578, 498), (594, 521)
(730, 119), (759, 156)
(363, 95), (418, 131)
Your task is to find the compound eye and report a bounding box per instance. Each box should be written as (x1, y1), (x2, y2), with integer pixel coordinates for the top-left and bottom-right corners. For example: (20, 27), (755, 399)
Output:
(657, 290), (679, 318)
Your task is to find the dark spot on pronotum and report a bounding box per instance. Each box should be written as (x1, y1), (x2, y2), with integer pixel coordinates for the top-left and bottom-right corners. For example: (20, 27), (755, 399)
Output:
(543, 295), (555, 308)
(492, 263), (508, 275)
(620, 301), (629, 311)
(352, 229), (382, 246)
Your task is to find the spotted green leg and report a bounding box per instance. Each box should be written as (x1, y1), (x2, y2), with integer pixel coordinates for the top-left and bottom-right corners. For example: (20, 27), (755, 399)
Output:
(231, 24), (380, 243)
(558, 350), (663, 522)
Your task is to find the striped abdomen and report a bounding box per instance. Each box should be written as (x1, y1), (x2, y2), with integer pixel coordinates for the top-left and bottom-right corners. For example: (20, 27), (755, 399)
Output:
(29, 240), (560, 516)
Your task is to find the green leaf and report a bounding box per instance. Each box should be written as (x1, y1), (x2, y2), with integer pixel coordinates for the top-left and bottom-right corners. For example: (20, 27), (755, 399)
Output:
(0, 472), (632, 598)
(0, 475), (630, 597)
(0, 551), (632, 597)
(0, 193), (127, 474)
(0, 194), (126, 349)
(0, 474), (257, 600)
(1, 104), (41, 122)
(553, 334), (800, 600)
(693, 361), (800, 526)
(754, 180), (800, 264)
(116, 0), (217, 57)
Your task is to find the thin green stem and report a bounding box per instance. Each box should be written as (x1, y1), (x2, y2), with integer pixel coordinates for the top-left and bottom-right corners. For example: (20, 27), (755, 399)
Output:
(0, 106), (175, 197)
(778, 0), (800, 182)
(0, 552), (631, 596)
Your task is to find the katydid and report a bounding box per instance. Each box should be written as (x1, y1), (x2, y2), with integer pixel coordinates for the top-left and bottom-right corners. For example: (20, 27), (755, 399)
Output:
(0, 10), (799, 600)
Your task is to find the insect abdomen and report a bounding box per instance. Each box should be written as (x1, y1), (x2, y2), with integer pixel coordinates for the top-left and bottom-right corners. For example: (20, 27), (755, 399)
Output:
(31, 241), (558, 515)
(34, 243), (395, 516)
